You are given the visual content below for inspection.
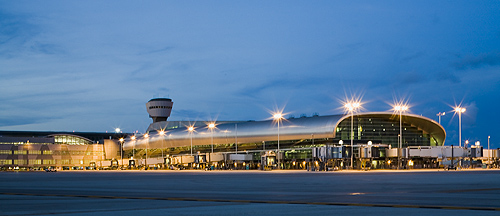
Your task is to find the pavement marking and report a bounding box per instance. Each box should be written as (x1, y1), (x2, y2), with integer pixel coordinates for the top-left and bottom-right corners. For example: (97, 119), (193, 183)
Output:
(1, 192), (499, 211)
(440, 188), (500, 193)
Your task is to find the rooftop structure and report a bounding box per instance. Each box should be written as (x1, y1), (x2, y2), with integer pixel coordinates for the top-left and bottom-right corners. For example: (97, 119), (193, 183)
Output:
(146, 98), (173, 123)
(124, 112), (446, 150)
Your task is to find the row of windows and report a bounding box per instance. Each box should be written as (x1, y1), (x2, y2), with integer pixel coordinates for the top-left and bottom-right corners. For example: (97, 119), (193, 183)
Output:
(1, 137), (93, 146)
(149, 106), (172, 109)
(0, 159), (99, 165)
(58, 151), (104, 156)
(0, 150), (102, 155)
(13, 150), (27, 155)
(29, 150), (41, 155)
(0, 160), (12, 165)
(336, 117), (436, 147)
(54, 135), (93, 145)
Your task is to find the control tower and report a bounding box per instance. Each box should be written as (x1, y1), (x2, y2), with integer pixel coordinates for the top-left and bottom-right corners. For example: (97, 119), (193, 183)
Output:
(146, 98), (173, 123)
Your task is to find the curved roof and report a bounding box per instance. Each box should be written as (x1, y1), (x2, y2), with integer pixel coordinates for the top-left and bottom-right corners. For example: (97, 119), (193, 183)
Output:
(148, 98), (172, 102)
(123, 112), (445, 150)
(335, 112), (446, 146)
(48, 134), (94, 145)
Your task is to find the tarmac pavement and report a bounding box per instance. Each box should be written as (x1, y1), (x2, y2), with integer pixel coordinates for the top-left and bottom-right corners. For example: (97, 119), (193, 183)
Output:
(1, 169), (499, 215)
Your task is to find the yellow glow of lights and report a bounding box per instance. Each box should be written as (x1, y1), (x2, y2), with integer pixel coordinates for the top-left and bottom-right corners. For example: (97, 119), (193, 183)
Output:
(394, 105), (408, 112)
(349, 192), (364, 195)
(188, 126), (195, 132)
(208, 123), (215, 129)
(344, 102), (360, 111)
(144, 134), (149, 138)
(119, 138), (124, 142)
(115, 128), (121, 133)
(273, 113), (283, 119)
(131, 136), (136, 141)
(455, 107), (466, 113)
(159, 130), (165, 136)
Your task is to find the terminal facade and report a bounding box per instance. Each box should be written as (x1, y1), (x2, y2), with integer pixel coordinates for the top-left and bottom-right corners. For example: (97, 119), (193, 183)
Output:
(0, 131), (126, 170)
(1, 98), (498, 171)
(121, 98), (498, 170)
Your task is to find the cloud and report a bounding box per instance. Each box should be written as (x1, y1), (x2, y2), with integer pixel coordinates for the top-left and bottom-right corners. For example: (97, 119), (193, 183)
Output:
(237, 79), (290, 98)
(172, 109), (210, 120)
(400, 52), (425, 63)
(0, 10), (40, 57)
(436, 70), (461, 83)
(29, 42), (65, 55)
(0, 115), (59, 127)
(453, 52), (500, 70)
(461, 101), (478, 129)
(156, 87), (171, 94)
(236, 76), (335, 99)
(392, 71), (427, 86)
(139, 46), (174, 55)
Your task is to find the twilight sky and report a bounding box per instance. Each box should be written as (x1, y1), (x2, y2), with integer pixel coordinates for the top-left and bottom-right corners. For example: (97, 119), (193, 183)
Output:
(1, 1), (500, 148)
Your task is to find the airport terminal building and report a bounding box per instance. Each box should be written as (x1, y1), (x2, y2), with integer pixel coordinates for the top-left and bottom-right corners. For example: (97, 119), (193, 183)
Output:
(120, 98), (462, 170)
(0, 131), (127, 170)
(1, 98), (497, 171)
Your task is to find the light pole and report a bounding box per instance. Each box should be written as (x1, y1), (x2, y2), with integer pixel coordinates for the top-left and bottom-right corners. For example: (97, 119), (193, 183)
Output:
(394, 104), (408, 170)
(25, 141), (30, 168)
(488, 136), (491, 167)
(436, 112), (445, 125)
(345, 102), (360, 169)
(339, 140), (344, 168)
(455, 107), (466, 147)
(144, 133), (149, 169)
(131, 135), (136, 160)
(119, 138), (124, 169)
(188, 126), (195, 155)
(235, 124), (238, 154)
(273, 112), (284, 169)
(208, 123), (215, 153)
(159, 130), (165, 159)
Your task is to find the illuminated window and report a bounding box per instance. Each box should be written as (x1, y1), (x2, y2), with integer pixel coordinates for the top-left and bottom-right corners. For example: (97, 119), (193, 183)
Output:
(13, 160), (26, 165)
(0, 160), (12, 165)
(61, 160), (70, 164)
(335, 116), (436, 147)
(29, 160), (42, 165)
(29, 150), (41, 155)
(52, 134), (93, 145)
(43, 160), (54, 165)
(0, 150), (11, 155)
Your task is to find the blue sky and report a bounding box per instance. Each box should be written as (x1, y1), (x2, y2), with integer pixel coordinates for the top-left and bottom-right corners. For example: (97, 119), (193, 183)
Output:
(1, 1), (500, 148)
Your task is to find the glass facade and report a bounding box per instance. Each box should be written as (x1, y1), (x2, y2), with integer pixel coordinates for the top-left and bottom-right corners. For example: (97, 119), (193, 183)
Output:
(336, 116), (439, 147)
(53, 135), (93, 145)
